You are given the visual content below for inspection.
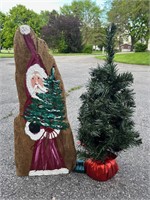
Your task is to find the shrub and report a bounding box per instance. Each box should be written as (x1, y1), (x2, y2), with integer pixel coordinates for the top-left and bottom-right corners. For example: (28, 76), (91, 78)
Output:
(82, 44), (92, 54)
(134, 43), (147, 52)
(57, 36), (68, 53)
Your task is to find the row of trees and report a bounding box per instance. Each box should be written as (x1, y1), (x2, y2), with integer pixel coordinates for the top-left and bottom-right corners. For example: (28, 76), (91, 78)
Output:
(0, 0), (105, 52)
(0, 0), (149, 52)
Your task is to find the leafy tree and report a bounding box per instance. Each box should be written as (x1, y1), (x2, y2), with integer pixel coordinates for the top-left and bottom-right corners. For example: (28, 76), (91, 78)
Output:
(60, 0), (102, 45)
(92, 19), (106, 50)
(0, 11), (6, 28)
(39, 10), (52, 27)
(42, 14), (82, 53)
(41, 10), (59, 51)
(77, 23), (142, 161)
(108, 0), (149, 51)
(0, 11), (6, 50)
(2, 5), (43, 49)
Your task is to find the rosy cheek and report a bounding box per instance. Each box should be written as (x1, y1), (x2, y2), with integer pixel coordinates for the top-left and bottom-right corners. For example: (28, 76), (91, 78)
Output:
(31, 78), (36, 88)
(38, 78), (44, 87)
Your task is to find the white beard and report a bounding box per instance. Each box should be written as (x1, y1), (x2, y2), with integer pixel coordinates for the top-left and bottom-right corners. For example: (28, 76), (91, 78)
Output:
(31, 84), (47, 99)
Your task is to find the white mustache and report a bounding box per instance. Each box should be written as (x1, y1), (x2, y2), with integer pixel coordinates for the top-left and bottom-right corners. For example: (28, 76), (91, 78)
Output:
(33, 84), (47, 94)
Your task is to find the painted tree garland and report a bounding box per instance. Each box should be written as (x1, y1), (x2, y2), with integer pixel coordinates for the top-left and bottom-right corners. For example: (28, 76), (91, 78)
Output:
(14, 25), (76, 176)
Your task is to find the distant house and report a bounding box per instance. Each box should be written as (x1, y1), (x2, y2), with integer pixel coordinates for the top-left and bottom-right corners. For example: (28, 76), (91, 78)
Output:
(120, 43), (131, 52)
(119, 35), (150, 52)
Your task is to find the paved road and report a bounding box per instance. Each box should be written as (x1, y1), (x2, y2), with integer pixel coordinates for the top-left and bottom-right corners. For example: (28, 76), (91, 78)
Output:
(0, 56), (149, 200)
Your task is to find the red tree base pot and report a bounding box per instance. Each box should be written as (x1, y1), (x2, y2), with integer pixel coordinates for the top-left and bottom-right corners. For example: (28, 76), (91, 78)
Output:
(85, 155), (119, 181)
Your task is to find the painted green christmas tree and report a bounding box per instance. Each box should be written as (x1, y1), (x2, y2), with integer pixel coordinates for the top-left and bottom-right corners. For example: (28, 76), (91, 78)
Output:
(77, 23), (142, 161)
(24, 67), (68, 132)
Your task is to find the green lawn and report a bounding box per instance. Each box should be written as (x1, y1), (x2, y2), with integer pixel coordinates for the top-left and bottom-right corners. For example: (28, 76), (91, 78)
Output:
(96, 52), (150, 65)
(0, 49), (14, 58)
(0, 53), (14, 58)
(49, 50), (103, 56)
(0, 50), (99, 58)
(0, 50), (91, 58)
(52, 52), (90, 56)
(1, 50), (149, 65)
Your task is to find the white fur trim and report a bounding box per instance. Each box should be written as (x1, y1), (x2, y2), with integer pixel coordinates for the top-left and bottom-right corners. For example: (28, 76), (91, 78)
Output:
(26, 64), (47, 98)
(55, 129), (60, 135)
(49, 134), (52, 139)
(25, 121), (45, 141)
(29, 170), (44, 176)
(29, 168), (69, 176)
(20, 25), (31, 35)
(25, 122), (60, 140)
(48, 129), (60, 139)
(53, 131), (57, 138)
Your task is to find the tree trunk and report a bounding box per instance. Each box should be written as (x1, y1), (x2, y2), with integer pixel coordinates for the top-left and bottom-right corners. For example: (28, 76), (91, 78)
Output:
(130, 36), (135, 52)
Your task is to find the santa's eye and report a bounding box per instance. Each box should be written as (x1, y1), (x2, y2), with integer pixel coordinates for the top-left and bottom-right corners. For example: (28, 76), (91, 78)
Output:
(38, 77), (40, 79)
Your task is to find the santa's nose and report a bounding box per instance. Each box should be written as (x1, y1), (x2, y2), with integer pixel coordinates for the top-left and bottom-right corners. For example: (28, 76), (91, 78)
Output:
(35, 76), (40, 84)
(35, 80), (38, 85)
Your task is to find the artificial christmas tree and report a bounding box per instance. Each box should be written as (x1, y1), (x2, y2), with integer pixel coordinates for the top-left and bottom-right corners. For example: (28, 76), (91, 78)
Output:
(77, 23), (142, 181)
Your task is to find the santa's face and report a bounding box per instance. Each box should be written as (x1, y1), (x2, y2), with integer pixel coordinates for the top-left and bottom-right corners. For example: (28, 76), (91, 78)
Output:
(26, 64), (47, 98)
(31, 73), (44, 88)
(31, 72), (45, 94)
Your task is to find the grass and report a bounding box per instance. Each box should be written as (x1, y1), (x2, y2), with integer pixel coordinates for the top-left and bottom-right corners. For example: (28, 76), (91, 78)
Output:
(0, 53), (14, 58)
(1, 49), (149, 65)
(52, 50), (103, 56)
(52, 52), (90, 56)
(0, 49), (14, 58)
(67, 85), (83, 93)
(66, 85), (83, 96)
(2, 110), (13, 120)
(0, 51), (102, 58)
(96, 52), (150, 65)
(0, 49), (92, 58)
(92, 50), (103, 55)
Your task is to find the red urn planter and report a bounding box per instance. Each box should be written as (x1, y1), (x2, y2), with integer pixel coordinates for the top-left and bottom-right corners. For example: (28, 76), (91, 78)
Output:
(84, 155), (119, 181)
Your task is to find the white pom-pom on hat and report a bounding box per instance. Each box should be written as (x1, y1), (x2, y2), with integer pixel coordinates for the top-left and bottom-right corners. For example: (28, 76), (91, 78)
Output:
(20, 25), (31, 35)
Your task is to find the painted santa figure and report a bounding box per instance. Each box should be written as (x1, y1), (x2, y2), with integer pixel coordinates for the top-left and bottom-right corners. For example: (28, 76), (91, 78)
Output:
(14, 25), (76, 176)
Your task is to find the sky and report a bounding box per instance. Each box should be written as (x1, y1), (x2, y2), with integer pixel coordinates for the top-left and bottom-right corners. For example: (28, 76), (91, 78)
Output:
(0, 0), (106, 14)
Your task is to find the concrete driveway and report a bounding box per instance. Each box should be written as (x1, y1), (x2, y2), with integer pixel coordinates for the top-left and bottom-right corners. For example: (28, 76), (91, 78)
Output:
(0, 56), (149, 200)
